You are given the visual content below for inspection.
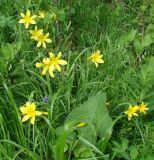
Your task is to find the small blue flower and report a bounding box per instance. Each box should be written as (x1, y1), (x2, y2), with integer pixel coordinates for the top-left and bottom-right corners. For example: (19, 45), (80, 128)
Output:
(42, 96), (48, 103)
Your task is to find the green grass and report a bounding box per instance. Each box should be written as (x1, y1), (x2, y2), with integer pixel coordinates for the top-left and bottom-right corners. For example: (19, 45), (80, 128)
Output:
(0, 0), (154, 159)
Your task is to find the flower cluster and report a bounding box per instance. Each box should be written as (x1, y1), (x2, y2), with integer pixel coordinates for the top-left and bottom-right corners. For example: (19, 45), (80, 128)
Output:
(124, 102), (149, 120)
(18, 9), (105, 125)
(36, 52), (67, 77)
(19, 10), (52, 48)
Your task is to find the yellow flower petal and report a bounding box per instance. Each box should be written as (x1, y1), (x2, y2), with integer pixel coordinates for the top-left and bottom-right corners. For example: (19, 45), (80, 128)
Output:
(97, 59), (104, 63)
(35, 111), (42, 116)
(42, 112), (48, 115)
(20, 13), (25, 17)
(45, 33), (49, 37)
(31, 15), (36, 19)
(26, 102), (31, 107)
(58, 60), (67, 65)
(25, 23), (29, 29)
(30, 117), (35, 124)
(22, 115), (30, 122)
(37, 41), (42, 47)
(19, 19), (25, 23)
(95, 62), (98, 68)
(49, 65), (55, 77)
(26, 10), (31, 17)
(42, 66), (49, 75)
(30, 20), (36, 24)
(45, 38), (52, 43)
(57, 52), (62, 58)
(55, 64), (61, 72)
(49, 52), (55, 58)
(36, 63), (43, 68)
(20, 106), (27, 114)
(43, 42), (46, 48)
(31, 103), (36, 111)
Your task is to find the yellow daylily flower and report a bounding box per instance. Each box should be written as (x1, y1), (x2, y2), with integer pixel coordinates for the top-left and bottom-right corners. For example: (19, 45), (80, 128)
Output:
(29, 26), (43, 40)
(138, 102), (149, 114)
(19, 10), (36, 29)
(38, 10), (45, 19)
(124, 105), (139, 121)
(36, 32), (52, 48)
(36, 52), (67, 78)
(20, 102), (48, 124)
(88, 49), (104, 67)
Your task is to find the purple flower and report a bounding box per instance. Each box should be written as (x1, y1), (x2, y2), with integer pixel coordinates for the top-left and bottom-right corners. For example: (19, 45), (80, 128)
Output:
(42, 96), (48, 103)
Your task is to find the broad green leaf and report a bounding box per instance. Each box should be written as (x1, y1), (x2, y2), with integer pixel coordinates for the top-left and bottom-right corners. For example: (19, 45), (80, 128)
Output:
(65, 92), (113, 144)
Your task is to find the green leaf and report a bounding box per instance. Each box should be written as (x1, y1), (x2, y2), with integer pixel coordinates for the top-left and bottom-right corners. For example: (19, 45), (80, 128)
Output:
(141, 57), (154, 85)
(129, 145), (138, 159)
(97, 137), (109, 153)
(0, 43), (14, 60)
(150, 6), (154, 16)
(143, 24), (154, 47)
(73, 145), (93, 158)
(121, 138), (129, 151)
(133, 34), (143, 54)
(119, 28), (137, 46)
(140, 5), (147, 12)
(65, 92), (113, 144)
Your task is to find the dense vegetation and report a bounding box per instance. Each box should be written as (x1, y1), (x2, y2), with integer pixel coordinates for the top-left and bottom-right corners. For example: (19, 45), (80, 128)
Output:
(0, 0), (154, 159)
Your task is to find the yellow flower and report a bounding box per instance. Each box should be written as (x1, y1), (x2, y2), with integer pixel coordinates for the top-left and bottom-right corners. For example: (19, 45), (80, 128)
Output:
(124, 105), (139, 120)
(36, 32), (52, 48)
(19, 10), (36, 29)
(88, 49), (104, 67)
(138, 102), (149, 114)
(29, 26), (43, 40)
(20, 102), (42, 124)
(36, 52), (67, 78)
(38, 11), (45, 19)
